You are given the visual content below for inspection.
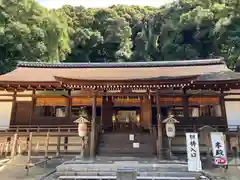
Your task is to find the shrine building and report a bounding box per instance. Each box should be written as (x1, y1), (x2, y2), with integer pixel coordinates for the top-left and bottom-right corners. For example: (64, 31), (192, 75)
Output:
(0, 58), (239, 157)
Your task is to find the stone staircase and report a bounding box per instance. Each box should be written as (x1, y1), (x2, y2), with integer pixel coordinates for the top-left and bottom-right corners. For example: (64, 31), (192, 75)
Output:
(54, 158), (204, 180)
(97, 132), (156, 157)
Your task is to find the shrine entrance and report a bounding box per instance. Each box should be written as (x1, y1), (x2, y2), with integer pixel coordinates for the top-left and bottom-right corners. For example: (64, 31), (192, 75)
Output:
(112, 106), (141, 133)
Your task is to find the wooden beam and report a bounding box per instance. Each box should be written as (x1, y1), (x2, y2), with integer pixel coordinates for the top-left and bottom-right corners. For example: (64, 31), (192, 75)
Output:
(0, 99), (13, 102)
(0, 91), (225, 97)
(225, 98), (240, 101)
(224, 92), (240, 96)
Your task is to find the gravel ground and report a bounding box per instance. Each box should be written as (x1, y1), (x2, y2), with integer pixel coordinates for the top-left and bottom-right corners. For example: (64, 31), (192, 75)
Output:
(0, 155), (74, 180)
(204, 166), (240, 180)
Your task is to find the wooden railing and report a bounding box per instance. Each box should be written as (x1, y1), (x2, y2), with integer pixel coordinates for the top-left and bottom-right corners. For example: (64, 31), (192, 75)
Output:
(0, 124), (94, 135)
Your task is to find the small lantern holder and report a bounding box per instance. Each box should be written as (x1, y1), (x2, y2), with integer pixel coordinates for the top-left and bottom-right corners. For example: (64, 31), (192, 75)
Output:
(74, 116), (90, 158)
(162, 115), (179, 159)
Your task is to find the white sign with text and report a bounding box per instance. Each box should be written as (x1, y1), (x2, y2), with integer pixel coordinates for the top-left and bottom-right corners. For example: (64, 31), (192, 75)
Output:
(210, 132), (227, 165)
(186, 133), (202, 172)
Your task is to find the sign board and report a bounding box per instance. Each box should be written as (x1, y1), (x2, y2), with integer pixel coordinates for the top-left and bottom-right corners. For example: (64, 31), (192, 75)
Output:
(129, 134), (134, 141)
(186, 133), (202, 172)
(133, 142), (139, 148)
(210, 132), (227, 165)
(165, 123), (176, 138)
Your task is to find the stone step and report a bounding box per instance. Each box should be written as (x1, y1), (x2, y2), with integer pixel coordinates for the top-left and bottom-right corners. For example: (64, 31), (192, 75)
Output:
(99, 142), (155, 147)
(99, 140), (154, 145)
(58, 176), (198, 180)
(96, 153), (156, 157)
(98, 146), (154, 152)
(101, 135), (153, 141)
(56, 171), (201, 177)
(56, 162), (189, 173)
(98, 133), (155, 156)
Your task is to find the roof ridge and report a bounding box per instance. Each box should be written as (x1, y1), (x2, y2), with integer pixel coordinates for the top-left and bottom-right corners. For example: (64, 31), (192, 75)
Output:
(17, 58), (225, 68)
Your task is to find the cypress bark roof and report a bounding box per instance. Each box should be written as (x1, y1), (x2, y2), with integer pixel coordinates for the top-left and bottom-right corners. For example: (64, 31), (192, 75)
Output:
(0, 58), (232, 83)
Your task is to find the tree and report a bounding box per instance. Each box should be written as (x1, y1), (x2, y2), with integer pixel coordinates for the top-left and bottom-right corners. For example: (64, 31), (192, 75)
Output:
(0, 0), (70, 73)
(2, 0), (240, 72)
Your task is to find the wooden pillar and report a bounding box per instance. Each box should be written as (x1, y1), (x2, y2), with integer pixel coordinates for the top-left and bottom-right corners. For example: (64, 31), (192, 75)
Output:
(10, 91), (17, 126)
(27, 132), (32, 163)
(67, 90), (72, 122)
(29, 90), (36, 126)
(102, 96), (113, 131)
(156, 90), (163, 159)
(220, 91), (227, 126)
(44, 132), (50, 158)
(183, 89), (189, 120)
(90, 92), (97, 159)
(11, 133), (18, 159)
(64, 90), (71, 153)
(56, 136), (61, 157)
(140, 96), (152, 130)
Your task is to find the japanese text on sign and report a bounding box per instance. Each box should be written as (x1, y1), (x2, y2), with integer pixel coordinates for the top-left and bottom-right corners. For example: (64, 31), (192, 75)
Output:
(210, 132), (227, 165)
(189, 134), (197, 157)
(186, 133), (202, 172)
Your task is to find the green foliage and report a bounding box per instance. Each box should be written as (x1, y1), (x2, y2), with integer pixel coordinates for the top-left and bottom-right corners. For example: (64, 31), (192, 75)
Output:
(0, 0), (70, 73)
(1, 0), (240, 73)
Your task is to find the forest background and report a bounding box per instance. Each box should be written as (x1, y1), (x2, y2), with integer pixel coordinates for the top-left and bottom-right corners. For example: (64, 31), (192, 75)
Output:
(1, 0), (240, 74)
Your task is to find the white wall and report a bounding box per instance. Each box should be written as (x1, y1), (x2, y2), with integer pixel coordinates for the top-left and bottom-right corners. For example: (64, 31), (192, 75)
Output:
(225, 90), (240, 129)
(225, 101), (240, 129)
(0, 102), (12, 130)
(0, 90), (33, 130)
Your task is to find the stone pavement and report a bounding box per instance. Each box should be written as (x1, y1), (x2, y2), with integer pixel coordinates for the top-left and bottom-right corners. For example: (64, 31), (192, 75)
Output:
(0, 155), (74, 180)
(55, 156), (202, 179)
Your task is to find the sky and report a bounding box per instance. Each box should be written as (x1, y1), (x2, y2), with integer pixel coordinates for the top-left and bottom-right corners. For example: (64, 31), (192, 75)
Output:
(37, 0), (172, 9)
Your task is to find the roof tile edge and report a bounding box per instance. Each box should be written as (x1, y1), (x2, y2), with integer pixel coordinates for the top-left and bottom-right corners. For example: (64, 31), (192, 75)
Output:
(17, 58), (225, 68)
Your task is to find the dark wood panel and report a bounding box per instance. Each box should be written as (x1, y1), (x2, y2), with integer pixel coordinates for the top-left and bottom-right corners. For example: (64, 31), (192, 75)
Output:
(14, 101), (32, 125)
(102, 96), (113, 131)
(175, 116), (226, 130)
(31, 117), (74, 125)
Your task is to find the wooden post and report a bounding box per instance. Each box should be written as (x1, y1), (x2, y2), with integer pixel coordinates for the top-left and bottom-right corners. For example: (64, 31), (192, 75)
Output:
(10, 91), (17, 125)
(80, 137), (84, 158)
(90, 92), (97, 159)
(220, 91), (227, 126)
(64, 136), (68, 154)
(67, 90), (72, 123)
(29, 90), (36, 126)
(11, 133), (18, 159)
(0, 143), (4, 156)
(6, 137), (11, 155)
(156, 90), (163, 159)
(56, 136), (61, 157)
(44, 132), (50, 158)
(17, 144), (21, 155)
(27, 132), (32, 163)
(183, 89), (189, 121)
